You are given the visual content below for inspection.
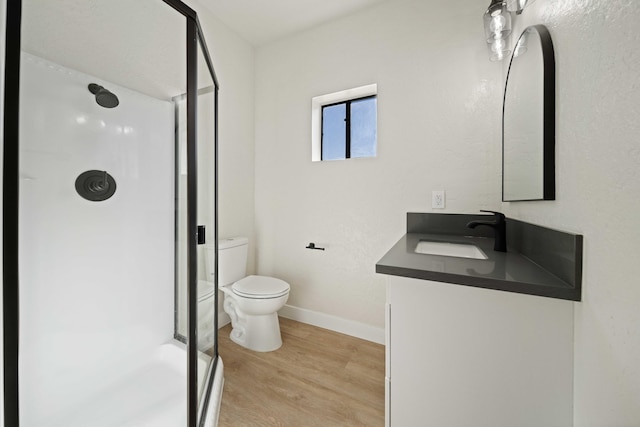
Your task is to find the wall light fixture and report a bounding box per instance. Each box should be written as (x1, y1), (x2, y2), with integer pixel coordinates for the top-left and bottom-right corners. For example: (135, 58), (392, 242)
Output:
(483, 0), (537, 61)
(483, 0), (512, 61)
(506, 0), (537, 15)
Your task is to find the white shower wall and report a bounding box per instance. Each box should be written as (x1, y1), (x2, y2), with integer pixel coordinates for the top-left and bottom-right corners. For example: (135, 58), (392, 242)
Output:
(18, 53), (175, 424)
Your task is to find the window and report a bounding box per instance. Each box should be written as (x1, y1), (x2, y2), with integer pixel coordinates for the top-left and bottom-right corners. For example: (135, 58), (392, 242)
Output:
(311, 84), (377, 162)
(321, 96), (377, 160)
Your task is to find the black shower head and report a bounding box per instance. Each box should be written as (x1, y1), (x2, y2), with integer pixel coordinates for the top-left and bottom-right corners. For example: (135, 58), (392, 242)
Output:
(88, 83), (119, 108)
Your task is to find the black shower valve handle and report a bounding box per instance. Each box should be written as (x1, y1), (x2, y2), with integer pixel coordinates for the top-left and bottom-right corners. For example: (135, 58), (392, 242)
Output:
(98, 170), (108, 190)
(75, 170), (117, 202)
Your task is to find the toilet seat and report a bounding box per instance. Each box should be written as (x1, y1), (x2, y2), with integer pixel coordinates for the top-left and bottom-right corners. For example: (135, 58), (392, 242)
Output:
(198, 280), (215, 302)
(232, 275), (290, 299)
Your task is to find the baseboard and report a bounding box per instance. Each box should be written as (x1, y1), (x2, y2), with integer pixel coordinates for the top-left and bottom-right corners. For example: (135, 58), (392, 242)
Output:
(279, 304), (385, 345)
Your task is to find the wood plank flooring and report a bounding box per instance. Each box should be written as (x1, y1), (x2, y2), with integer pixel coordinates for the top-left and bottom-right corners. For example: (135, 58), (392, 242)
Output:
(218, 317), (385, 426)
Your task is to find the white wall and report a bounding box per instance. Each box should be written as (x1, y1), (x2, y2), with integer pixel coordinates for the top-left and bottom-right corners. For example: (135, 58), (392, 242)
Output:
(254, 0), (501, 331)
(18, 54), (175, 425)
(501, 1), (640, 425)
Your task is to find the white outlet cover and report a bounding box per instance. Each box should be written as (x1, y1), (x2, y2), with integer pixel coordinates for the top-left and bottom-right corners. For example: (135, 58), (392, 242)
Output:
(432, 190), (445, 209)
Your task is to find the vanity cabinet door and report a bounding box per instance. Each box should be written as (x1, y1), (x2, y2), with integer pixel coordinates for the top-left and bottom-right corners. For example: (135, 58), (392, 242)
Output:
(386, 276), (573, 427)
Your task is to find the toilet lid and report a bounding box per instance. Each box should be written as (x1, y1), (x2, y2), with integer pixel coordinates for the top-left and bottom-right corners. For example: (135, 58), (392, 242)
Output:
(232, 275), (290, 299)
(198, 280), (215, 301)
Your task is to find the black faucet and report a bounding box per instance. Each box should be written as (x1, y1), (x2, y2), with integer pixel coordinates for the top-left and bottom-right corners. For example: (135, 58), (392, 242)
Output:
(466, 210), (507, 252)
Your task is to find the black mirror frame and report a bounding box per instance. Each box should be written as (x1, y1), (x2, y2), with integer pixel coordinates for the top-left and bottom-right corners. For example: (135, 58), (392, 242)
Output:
(502, 24), (556, 202)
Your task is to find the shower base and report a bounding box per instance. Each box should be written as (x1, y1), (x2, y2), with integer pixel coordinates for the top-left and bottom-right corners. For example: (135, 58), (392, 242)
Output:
(25, 340), (223, 427)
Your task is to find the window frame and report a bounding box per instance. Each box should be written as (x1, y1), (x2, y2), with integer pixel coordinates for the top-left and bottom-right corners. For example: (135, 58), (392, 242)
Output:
(311, 84), (377, 162)
(320, 94), (377, 160)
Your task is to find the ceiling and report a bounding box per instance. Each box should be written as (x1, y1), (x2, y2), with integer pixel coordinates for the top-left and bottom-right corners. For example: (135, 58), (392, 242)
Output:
(198, 0), (392, 46)
(19, 0), (396, 100)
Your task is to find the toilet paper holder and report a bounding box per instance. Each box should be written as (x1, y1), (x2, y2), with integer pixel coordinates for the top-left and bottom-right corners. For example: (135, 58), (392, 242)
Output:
(305, 242), (325, 251)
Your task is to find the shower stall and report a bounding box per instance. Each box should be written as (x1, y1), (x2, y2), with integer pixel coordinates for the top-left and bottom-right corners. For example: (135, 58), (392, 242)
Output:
(3, 0), (222, 426)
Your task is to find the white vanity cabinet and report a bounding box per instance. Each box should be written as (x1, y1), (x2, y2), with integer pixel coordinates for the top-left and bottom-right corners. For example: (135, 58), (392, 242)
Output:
(385, 276), (574, 427)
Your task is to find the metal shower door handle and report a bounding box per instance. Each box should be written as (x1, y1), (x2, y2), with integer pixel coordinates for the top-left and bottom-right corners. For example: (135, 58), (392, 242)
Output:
(197, 225), (206, 245)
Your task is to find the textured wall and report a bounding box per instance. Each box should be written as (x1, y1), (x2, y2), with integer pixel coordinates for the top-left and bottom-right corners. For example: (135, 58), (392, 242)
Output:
(254, 0), (501, 329)
(502, 1), (640, 425)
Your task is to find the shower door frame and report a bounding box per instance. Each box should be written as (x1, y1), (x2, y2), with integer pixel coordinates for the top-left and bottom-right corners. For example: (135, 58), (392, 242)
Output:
(1, 0), (221, 426)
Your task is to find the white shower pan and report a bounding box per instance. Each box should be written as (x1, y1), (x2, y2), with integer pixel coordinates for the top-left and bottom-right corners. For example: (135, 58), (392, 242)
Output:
(23, 341), (223, 427)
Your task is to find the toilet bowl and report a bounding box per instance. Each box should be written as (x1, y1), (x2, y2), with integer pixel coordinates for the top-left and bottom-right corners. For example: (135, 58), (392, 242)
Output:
(211, 237), (290, 352)
(220, 275), (289, 352)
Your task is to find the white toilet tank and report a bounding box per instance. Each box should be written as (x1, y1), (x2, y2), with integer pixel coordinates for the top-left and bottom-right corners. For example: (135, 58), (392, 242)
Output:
(206, 237), (248, 286)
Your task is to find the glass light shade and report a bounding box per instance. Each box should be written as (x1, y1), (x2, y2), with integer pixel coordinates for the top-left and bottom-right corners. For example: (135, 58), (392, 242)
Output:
(506, 0), (536, 14)
(487, 37), (511, 62)
(483, 1), (512, 42)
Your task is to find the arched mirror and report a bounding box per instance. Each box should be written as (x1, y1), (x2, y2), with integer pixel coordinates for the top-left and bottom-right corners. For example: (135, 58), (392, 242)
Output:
(502, 25), (555, 201)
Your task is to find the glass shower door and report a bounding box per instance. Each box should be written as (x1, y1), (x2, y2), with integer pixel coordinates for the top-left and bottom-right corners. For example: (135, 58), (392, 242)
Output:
(4, 0), (221, 426)
(175, 18), (220, 425)
(195, 34), (219, 414)
(16, 2), (189, 425)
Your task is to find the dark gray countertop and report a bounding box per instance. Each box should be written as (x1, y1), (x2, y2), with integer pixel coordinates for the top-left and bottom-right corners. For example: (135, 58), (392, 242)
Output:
(376, 214), (582, 301)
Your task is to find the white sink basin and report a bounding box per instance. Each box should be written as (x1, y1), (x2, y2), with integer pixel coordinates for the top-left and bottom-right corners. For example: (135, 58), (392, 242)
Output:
(414, 241), (488, 260)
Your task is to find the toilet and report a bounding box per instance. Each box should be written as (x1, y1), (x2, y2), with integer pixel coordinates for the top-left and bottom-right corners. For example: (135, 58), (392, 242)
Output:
(207, 237), (290, 352)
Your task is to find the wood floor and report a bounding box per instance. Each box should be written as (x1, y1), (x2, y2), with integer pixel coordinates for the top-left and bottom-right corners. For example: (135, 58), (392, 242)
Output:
(217, 317), (385, 426)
